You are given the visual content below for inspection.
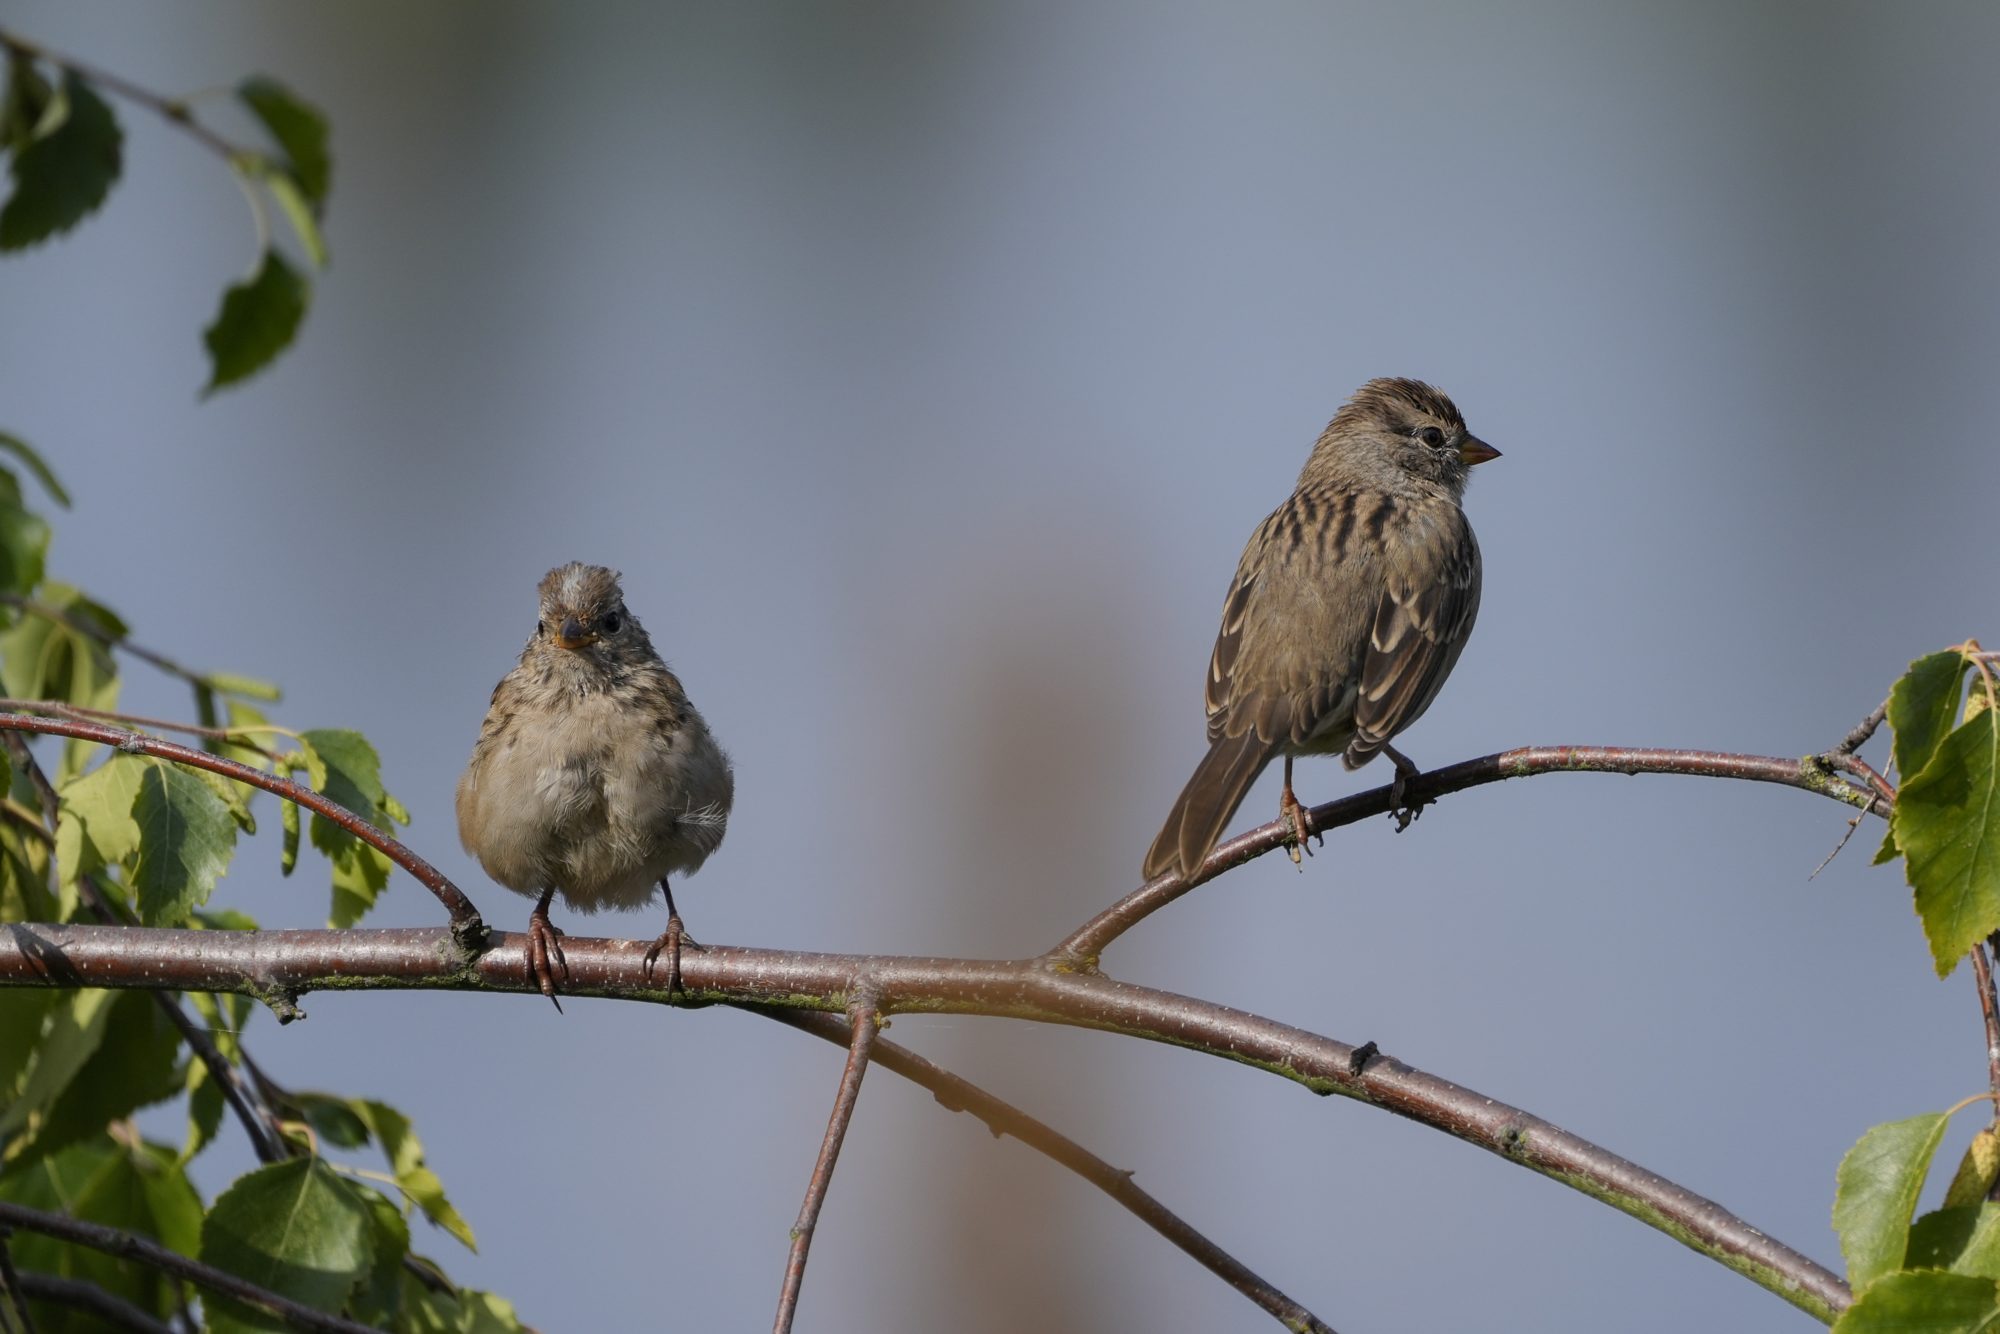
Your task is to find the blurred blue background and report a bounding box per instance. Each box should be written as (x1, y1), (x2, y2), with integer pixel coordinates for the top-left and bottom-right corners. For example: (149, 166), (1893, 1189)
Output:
(6, 2), (1999, 1329)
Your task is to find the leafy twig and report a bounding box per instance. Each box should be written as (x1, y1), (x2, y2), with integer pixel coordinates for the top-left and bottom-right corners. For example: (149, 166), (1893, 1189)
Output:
(0, 1201), (376, 1334)
(0, 714), (484, 943)
(0, 30), (250, 163)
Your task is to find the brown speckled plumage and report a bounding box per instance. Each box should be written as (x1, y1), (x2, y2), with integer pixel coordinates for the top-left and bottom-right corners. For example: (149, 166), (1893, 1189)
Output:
(457, 563), (733, 998)
(1143, 378), (1498, 881)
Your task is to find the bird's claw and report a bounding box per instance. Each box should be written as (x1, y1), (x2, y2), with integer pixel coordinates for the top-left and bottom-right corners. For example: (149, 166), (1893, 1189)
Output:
(1279, 786), (1316, 866)
(526, 909), (569, 1013)
(1386, 750), (1428, 832)
(643, 913), (705, 997)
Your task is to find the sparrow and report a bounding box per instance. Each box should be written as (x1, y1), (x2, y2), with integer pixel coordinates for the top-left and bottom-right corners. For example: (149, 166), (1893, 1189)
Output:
(1142, 378), (1499, 882)
(456, 563), (734, 1004)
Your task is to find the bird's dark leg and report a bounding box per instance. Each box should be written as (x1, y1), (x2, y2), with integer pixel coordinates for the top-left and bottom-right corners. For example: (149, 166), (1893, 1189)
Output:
(1278, 755), (1314, 865)
(1382, 743), (1427, 832)
(643, 878), (706, 996)
(525, 887), (569, 1012)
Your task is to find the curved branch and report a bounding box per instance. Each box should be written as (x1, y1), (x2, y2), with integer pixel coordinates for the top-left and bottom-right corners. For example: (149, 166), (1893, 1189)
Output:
(0, 714), (484, 945)
(1055, 744), (1889, 964)
(0, 1201), (377, 1334)
(763, 1008), (1337, 1333)
(0, 924), (1849, 1324)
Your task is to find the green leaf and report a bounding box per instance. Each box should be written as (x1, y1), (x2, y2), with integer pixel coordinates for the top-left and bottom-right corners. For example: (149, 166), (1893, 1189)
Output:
(329, 841), (390, 928)
(200, 1158), (375, 1333)
(13, 990), (183, 1166)
(1, 51), (53, 154)
(1898, 712), (2000, 977)
(55, 753), (145, 893)
(237, 77), (330, 207)
(1916, 1205), (2000, 1281)
(130, 760), (238, 926)
(1894, 653), (1973, 784)
(300, 728), (404, 925)
(1, 1135), (201, 1327)
(202, 249), (309, 394)
(0, 430), (70, 507)
(261, 164), (328, 268)
(1947, 1128), (2000, 1209)
(358, 1099), (476, 1252)
(1960, 1208), (2000, 1281)
(0, 989), (114, 1143)
(299, 728), (387, 839)
(208, 671), (283, 702)
(0, 990), (59, 1101)
(281, 787), (300, 875)
(0, 73), (122, 251)
(1831, 1270), (2000, 1333)
(1836, 1112), (1953, 1289)
(346, 1183), (412, 1328)
(0, 488), (50, 598)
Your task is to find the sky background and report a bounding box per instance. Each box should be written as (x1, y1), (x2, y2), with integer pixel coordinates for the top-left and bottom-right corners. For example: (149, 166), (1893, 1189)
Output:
(6, 2), (2000, 1330)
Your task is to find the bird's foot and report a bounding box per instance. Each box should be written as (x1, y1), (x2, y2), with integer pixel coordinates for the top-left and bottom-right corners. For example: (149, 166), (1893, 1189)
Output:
(643, 913), (706, 997)
(1384, 745), (1428, 832)
(526, 904), (569, 1012)
(1279, 783), (1316, 865)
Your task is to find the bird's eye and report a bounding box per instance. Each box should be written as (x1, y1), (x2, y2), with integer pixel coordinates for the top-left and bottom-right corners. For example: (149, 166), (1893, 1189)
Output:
(1416, 425), (1446, 448)
(535, 620), (545, 637)
(602, 612), (623, 633)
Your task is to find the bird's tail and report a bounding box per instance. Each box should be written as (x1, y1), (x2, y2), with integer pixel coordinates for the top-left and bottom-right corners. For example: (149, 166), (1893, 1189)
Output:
(1142, 731), (1277, 882)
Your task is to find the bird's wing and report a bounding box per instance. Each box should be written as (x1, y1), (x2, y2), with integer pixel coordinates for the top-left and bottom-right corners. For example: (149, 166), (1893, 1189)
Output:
(1205, 489), (1375, 749)
(1348, 507), (1482, 764)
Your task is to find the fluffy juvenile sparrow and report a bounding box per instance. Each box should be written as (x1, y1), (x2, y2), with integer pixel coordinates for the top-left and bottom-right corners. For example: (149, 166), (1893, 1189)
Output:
(1142, 378), (1500, 882)
(456, 563), (734, 1003)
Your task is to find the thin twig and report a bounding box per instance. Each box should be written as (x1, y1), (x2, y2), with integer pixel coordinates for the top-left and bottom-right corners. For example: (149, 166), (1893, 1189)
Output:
(1055, 743), (1890, 964)
(774, 992), (880, 1334)
(0, 1233), (35, 1334)
(760, 1008), (1337, 1333)
(1834, 700), (1889, 756)
(0, 596), (218, 692)
(14, 1273), (171, 1334)
(1978, 938), (2000, 1104)
(0, 699), (282, 757)
(0, 31), (249, 162)
(0, 1201), (376, 1334)
(0, 923), (1851, 1324)
(0, 714), (485, 945)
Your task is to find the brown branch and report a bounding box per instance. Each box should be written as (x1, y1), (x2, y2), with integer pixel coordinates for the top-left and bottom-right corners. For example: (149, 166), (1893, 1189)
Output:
(1054, 744), (1889, 964)
(0, 924), (1850, 1324)
(13, 1273), (171, 1334)
(0, 1201), (376, 1334)
(774, 993), (880, 1334)
(0, 714), (485, 946)
(761, 1008), (1337, 1333)
(1834, 700), (1889, 757)
(0, 699), (281, 757)
(1978, 938), (2000, 1104)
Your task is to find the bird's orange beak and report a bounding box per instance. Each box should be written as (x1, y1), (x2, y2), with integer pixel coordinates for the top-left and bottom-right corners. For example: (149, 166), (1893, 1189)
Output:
(1459, 436), (1501, 466)
(555, 616), (597, 651)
